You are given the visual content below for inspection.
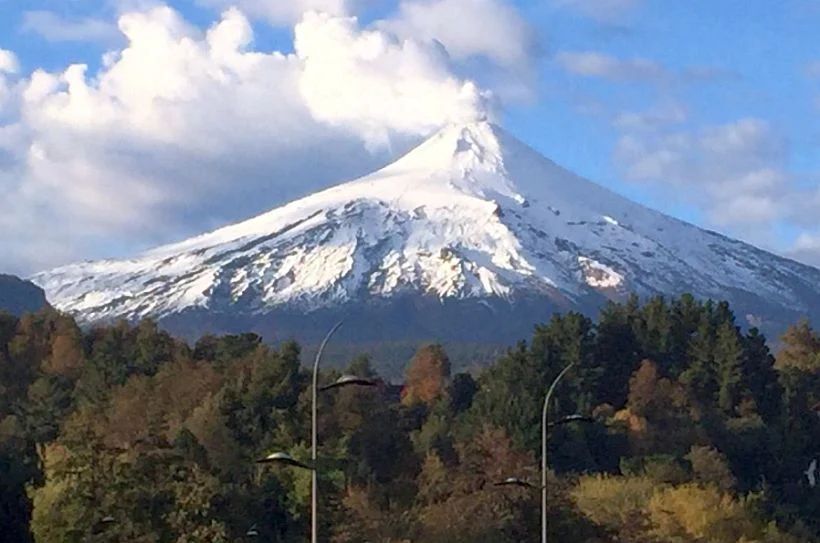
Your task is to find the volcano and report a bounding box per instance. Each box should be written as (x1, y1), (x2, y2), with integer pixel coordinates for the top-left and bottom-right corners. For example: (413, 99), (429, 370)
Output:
(32, 122), (820, 343)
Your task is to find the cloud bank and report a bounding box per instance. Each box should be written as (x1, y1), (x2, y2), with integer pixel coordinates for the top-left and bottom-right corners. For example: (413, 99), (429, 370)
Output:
(0, 2), (529, 274)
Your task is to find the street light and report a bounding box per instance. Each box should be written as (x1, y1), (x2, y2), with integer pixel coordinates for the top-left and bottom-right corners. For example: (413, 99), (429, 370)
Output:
(319, 374), (378, 392)
(547, 414), (594, 428)
(84, 515), (117, 542)
(311, 322), (381, 543)
(494, 378), (594, 543)
(495, 414), (594, 516)
(255, 322), (377, 543)
(255, 452), (314, 471)
(494, 477), (537, 489)
(542, 363), (574, 543)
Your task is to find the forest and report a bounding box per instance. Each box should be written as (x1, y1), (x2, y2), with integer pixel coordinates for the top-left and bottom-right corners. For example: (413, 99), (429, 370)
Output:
(1, 294), (819, 542)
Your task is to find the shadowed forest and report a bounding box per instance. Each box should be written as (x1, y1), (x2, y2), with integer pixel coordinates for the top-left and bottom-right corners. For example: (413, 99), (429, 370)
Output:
(1, 294), (819, 542)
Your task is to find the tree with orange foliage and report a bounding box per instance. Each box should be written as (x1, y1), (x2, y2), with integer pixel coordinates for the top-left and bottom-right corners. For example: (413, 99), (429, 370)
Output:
(777, 319), (820, 372)
(42, 316), (85, 378)
(402, 344), (451, 406)
(621, 360), (693, 455)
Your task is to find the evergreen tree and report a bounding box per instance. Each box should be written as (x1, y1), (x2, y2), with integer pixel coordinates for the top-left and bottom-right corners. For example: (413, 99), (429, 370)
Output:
(594, 302), (642, 408)
(531, 312), (598, 414)
(667, 294), (704, 377)
(0, 415), (37, 543)
(741, 328), (781, 422)
(129, 319), (175, 376)
(714, 321), (744, 415)
(75, 325), (130, 404)
(680, 313), (717, 410)
(468, 343), (545, 452)
(635, 296), (672, 363)
(447, 373), (478, 414)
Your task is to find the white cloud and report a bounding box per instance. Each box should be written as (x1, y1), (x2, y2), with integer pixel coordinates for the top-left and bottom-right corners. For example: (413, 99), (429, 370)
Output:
(555, 51), (666, 82)
(556, 50), (732, 90)
(787, 233), (820, 267)
(382, 0), (537, 69)
(0, 4), (498, 274)
(613, 103), (687, 131)
(0, 50), (19, 74)
(614, 118), (789, 229)
(0, 50), (20, 113)
(296, 11), (493, 147)
(379, 0), (540, 103)
(195, 0), (351, 25)
(22, 11), (122, 44)
(197, 0), (540, 104)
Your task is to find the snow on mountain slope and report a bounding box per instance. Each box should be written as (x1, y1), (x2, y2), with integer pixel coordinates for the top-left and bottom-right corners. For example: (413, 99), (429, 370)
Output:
(31, 121), (820, 329)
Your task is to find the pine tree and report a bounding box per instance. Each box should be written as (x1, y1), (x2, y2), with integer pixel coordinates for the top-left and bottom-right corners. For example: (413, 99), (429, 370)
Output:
(468, 343), (545, 452)
(533, 312), (597, 413)
(667, 294), (704, 377)
(714, 321), (744, 415)
(130, 319), (175, 376)
(74, 326), (129, 404)
(594, 302), (641, 408)
(741, 328), (781, 421)
(680, 314), (717, 410)
(636, 296), (672, 363)
(778, 368), (820, 478)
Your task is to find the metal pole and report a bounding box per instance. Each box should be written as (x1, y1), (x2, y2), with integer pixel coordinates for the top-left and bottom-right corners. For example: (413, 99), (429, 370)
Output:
(541, 363), (574, 543)
(311, 322), (343, 543)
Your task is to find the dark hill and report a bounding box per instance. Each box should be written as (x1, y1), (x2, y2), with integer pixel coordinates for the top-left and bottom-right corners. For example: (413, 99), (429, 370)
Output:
(0, 274), (49, 315)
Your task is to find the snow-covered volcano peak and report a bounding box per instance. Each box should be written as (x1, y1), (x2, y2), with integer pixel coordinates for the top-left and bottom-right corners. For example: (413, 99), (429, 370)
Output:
(391, 120), (505, 171)
(32, 122), (820, 340)
(366, 120), (527, 204)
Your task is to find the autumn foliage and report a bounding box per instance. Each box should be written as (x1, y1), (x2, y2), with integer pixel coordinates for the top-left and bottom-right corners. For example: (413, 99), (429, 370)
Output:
(401, 343), (451, 406)
(0, 294), (819, 542)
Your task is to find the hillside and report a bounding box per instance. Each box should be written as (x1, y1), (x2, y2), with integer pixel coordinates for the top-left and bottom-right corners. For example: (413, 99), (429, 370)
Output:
(0, 274), (49, 315)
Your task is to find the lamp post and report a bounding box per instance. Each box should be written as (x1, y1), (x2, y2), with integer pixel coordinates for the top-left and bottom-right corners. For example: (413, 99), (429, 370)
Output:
(495, 406), (593, 541)
(257, 322), (376, 543)
(542, 363), (575, 543)
(311, 322), (343, 543)
(547, 414), (594, 428)
(256, 451), (314, 470)
(494, 477), (536, 489)
(83, 515), (116, 542)
(495, 416), (593, 490)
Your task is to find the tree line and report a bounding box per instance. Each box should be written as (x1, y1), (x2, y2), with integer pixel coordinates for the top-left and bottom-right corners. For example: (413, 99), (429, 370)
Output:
(0, 293), (818, 542)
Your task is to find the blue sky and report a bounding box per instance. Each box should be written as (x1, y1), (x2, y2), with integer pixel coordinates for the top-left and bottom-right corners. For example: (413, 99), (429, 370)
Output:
(1, 0), (819, 272)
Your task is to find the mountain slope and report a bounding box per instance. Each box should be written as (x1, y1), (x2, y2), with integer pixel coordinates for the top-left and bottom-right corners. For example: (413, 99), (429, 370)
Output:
(0, 274), (49, 316)
(32, 122), (820, 341)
